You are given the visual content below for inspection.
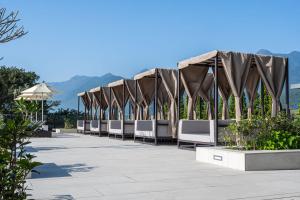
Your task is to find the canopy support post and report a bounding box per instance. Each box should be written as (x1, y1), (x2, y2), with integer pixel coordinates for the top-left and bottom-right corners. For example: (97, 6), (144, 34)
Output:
(109, 88), (111, 120)
(134, 80), (137, 141)
(84, 99), (87, 121)
(214, 55), (219, 146)
(35, 100), (37, 122)
(91, 94), (93, 120)
(177, 68), (181, 147)
(122, 83), (125, 140)
(77, 96), (80, 120)
(84, 95), (87, 134)
(285, 58), (290, 116)
(260, 80), (265, 116)
(41, 94), (44, 122)
(99, 88), (102, 136)
(134, 80), (137, 121)
(199, 97), (202, 119)
(154, 69), (158, 145)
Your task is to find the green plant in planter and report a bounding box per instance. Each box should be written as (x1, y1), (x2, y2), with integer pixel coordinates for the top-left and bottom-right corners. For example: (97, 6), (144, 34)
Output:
(0, 99), (42, 200)
(260, 130), (300, 150)
(226, 116), (262, 150)
(225, 112), (300, 150)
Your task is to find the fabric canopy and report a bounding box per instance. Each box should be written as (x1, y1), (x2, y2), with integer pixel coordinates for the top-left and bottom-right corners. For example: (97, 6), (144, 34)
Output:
(140, 78), (158, 119)
(245, 67), (260, 118)
(90, 88), (108, 110)
(197, 73), (214, 120)
(216, 69), (231, 120)
(158, 69), (178, 137)
(254, 55), (287, 117)
(108, 79), (134, 120)
(180, 66), (208, 119)
(78, 92), (91, 110)
(134, 68), (178, 137)
(219, 51), (252, 121)
(178, 50), (288, 120)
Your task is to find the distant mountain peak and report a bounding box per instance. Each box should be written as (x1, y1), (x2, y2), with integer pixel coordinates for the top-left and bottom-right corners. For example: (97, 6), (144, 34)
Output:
(257, 49), (273, 55)
(289, 50), (300, 56)
(49, 73), (123, 109)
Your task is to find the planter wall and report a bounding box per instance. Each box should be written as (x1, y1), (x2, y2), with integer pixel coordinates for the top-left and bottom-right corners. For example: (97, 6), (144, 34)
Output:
(196, 147), (300, 171)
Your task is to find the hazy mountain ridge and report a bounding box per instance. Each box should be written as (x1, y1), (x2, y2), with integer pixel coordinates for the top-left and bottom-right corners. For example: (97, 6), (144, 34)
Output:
(49, 73), (123, 109)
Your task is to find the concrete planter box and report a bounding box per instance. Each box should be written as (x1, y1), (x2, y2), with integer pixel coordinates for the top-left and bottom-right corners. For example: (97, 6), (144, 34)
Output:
(196, 147), (300, 171)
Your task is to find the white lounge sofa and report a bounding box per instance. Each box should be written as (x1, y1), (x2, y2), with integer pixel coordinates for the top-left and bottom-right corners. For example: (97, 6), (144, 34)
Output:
(134, 120), (172, 139)
(77, 120), (90, 133)
(108, 120), (134, 137)
(90, 120), (108, 135)
(178, 119), (233, 146)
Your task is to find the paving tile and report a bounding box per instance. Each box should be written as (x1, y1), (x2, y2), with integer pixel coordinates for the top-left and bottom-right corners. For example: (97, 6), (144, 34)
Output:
(28, 133), (300, 200)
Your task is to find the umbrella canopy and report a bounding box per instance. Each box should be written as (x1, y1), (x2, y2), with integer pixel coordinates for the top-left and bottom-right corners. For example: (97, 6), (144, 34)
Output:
(16, 83), (56, 122)
(21, 82), (55, 96)
(15, 93), (52, 100)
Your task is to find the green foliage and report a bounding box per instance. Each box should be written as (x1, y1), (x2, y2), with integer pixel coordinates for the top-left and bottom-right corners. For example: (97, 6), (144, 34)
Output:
(47, 108), (82, 129)
(229, 95), (235, 118)
(262, 85), (272, 116)
(195, 97), (206, 119)
(0, 66), (39, 114)
(179, 95), (187, 119)
(63, 109), (78, 129)
(225, 112), (300, 150)
(0, 100), (42, 199)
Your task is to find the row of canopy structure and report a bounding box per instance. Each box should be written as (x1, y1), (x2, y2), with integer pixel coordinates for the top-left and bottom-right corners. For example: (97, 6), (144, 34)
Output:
(77, 50), (289, 147)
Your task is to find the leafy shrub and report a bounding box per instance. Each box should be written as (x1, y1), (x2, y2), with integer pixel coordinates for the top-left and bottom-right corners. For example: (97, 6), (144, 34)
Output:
(225, 112), (300, 150)
(47, 108), (81, 129)
(64, 116), (76, 129)
(0, 99), (42, 199)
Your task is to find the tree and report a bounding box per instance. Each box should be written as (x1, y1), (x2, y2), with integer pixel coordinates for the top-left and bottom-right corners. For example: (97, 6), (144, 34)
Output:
(0, 66), (39, 113)
(0, 8), (27, 44)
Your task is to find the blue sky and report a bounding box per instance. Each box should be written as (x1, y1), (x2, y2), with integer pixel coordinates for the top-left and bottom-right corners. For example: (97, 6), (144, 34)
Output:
(0, 0), (299, 82)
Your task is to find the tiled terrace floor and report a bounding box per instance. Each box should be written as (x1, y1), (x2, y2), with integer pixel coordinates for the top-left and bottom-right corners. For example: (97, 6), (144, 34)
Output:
(28, 133), (300, 200)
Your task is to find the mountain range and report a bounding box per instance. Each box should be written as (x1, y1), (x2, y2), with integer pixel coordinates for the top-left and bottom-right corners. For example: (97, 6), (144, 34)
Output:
(49, 73), (123, 109)
(49, 50), (300, 110)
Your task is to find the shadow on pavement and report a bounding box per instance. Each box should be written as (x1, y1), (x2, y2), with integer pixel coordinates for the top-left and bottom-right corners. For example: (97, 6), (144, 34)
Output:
(30, 163), (95, 179)
(52, 195), (75, 200)
(26, 146), (67, 152)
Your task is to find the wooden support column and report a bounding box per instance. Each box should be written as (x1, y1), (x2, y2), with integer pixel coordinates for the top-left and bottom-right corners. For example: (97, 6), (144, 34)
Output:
(214, 55), (219, 146)
(134, 80), (138, 141)
(199, 97), (202, 119)
(260, 79), (265, 116)
(90, 94), (93, 120)
(99, 88), (102, 136)
(77, 96), (80, 119)
(135, 80), (137, 120)
(177, 68), (181, 147)
(84, 95), (87, 134)
(109, 87), (111, 120)
(84, 100), (87, 120)
(154, 69), (158, 145)
(285, 58), (290, 116)
(122, 82), (125, 140)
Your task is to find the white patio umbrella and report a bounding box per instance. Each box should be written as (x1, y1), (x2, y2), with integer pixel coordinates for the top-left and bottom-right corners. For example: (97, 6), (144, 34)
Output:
(16, 82), (56, 122)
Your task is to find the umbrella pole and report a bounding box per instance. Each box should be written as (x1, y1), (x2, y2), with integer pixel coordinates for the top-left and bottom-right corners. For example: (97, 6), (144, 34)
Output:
(42, 93), (44, 122)
(36, 100), (38, 121)
(30, 100), (33, 122)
